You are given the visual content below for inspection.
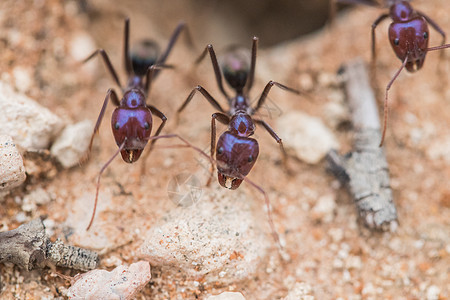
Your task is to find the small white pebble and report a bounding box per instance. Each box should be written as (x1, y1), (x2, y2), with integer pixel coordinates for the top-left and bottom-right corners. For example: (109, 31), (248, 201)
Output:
(12, 66), (33, 93)
(333, 258), (344, 269)
(277, 111), (339, 164)
(67, 261), (151, 299)
(426, 285), (440, 300)
(346, 255), (362, 270)
(42, 219), (56, 236)
(328, 228), (344, 243)
(298, 73), (314, 91)
(69, 31), (96, 61)
(0, 81), (64, 150)
(362, 282), (375, 295)
(282, 282), (314, 300)
(0, 135), (26, 192)
(343, 269), (351, 282)
(15, 212), (27, 223)
(24, 188), (52, 206)
(311, 194), (336, 223)
(206, 292), (246, 300)
(50, 120), (94, 169)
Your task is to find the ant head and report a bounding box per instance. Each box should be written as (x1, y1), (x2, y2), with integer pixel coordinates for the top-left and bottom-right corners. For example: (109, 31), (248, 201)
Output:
(215, 132), (259, 190)
(220, 46), (251, 93)
(389, 16), (429, 72)
(111, 104), (153, 163)
(131, 40), (160, 76)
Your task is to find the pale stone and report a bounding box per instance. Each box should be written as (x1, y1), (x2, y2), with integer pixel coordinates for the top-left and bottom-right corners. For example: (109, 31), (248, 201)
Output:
(277, 111), (339, 164)
(67, 261), (151, 300)
(0, 81), (64, 150)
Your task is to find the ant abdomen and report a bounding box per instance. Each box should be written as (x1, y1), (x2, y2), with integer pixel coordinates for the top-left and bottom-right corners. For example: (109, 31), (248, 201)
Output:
(220, 46), (251, 92)
(130, 40), (160, 76)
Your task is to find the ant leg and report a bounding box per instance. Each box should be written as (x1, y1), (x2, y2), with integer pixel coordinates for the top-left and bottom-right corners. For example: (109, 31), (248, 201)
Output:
(326, 0), (381, 23)
(371, 13), (389, 68)
(242, 176), (286, 257)
(418, 11), (446, 45)
(176, 85), (226, 123)
(419, 12), (449, 78)
(157, 22), (189, 64)
(82, 89), (120, 163)
(144, 64), (173, 96)
(427, 44), (450, 52)
(208, 112), (230, 186)
(244, 37), (258, 94)
(84, 49), (122, 88)
(145, 65), (158, 96)
(140, 106), (167, 176)
(152, 21), (191, 78)
(254, 119), (291, 174)
(87, 139), (127, 230)
(380, 56), (408, 147)
(147, 106), (167, 152)
(252, 80), (300, 114)
(334, 0), (379, 5)
(123, 18), (133, 76)
(201, 45), (230, 99)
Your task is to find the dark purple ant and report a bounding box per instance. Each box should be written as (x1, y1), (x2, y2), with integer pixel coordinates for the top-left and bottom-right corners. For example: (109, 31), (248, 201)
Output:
(83, 19), (187, 230)
(176, 37), (301, 252)
(336, 0), (450, 146)
(177, 37), (301, 190)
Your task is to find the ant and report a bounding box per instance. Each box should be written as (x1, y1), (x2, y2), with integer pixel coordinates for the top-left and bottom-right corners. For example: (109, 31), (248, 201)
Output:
(335, 0), (450, 146)
(177, 37), (301, 190)
(176, 37), (301, 253)
(83, 19), (187, 230)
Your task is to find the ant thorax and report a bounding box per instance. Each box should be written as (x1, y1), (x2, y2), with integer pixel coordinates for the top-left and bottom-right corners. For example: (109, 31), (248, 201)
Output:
(126, 76), (146, 91)
(229, 95), (252, 115)
(389, 1), (415, 22)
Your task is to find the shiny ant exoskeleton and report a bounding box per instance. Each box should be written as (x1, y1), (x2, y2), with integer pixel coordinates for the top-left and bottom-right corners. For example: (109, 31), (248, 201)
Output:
(177, 37), (301, 190)
(83, 19), (187, 230)
(336, 0), (450, 146)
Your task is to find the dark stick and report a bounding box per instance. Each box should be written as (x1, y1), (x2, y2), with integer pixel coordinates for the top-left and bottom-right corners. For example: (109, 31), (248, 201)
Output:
(326, 58), (398, 232)
(0, 218), (98, 271)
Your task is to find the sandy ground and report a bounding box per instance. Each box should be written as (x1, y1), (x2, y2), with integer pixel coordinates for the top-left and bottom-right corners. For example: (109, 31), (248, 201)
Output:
(0, 0), (449, 299)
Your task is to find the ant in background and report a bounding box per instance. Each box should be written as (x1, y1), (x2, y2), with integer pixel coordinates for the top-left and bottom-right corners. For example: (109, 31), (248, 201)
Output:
(335, 0), (450, 146)
(83, 19), (188, 230)
(177, 37), (301, 190)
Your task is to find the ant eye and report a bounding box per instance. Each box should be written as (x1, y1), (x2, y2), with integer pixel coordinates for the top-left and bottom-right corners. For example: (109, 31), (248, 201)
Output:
(217, 147), (224, 155)
(144, 122), (150, 130)
(114, 122), (120, 130)
(393, 38), (400, 46)
(423, 32), (428, 39)
(248, 155), (253, 163)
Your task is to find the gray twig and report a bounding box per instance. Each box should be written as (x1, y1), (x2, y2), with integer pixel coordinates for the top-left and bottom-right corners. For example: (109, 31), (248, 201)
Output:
(0, 218), (98, 271)
(326, 58), (398, 232)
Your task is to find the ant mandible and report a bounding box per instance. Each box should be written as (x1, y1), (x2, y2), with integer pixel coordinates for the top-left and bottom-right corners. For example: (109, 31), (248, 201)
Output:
(83, 19), (187, 230)
(336, 0), (450, 146)
(177, 37), (301, 190)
